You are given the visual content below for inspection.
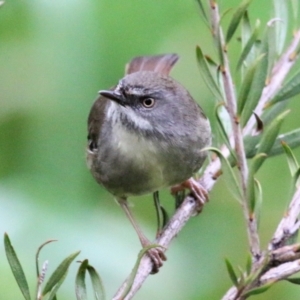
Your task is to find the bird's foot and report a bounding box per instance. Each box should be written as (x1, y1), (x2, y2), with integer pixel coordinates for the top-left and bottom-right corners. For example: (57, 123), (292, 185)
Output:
(171, 178), (208, 212)
(141, 241), (167, 274)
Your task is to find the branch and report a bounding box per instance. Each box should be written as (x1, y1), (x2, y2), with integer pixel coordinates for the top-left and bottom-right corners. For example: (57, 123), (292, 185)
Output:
(270, 187), (300, 249)
(244, 29), (300, 136)
(112, 17), (300, 300)
(209, 0), (260, 258)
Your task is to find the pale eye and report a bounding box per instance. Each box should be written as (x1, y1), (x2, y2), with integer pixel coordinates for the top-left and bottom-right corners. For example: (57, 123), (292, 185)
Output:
(141, 98), (155, 108)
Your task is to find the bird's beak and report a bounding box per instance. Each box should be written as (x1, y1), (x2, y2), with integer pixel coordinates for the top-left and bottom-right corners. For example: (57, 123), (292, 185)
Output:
(99, 90), (126, 106)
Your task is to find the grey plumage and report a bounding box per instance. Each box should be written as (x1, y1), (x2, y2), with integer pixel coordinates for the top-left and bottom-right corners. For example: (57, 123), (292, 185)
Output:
(87, 55), (211, 198)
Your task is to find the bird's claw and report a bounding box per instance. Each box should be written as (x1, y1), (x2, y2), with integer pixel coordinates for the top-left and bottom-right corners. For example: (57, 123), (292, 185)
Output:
(171, 178), (208, 212)
(143, 244), (167, 274)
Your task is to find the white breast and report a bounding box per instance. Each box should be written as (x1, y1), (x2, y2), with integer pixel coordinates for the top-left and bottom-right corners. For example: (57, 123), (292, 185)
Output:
(107, 103), (166, 190)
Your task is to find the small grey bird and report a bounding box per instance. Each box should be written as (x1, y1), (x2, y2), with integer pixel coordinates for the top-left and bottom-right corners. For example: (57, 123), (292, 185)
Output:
(87, 54), (211, 273)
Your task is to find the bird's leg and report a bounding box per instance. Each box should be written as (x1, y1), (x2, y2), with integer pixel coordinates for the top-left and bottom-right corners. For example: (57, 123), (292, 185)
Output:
(171, 177), (208, 212)
(118, 197), (167, 274)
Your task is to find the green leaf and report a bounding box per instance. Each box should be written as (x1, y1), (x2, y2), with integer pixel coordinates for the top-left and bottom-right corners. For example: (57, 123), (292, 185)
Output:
(244, 135), (259, 159)
(46, 271), (68, 300)
(269, 128), (300, 156)
(215, 103), (232, 150)
(195, 0), (209, 27)
(262, 101), (288, 125)
(241, 34), (269, 127)
(75, 260), (89, 300)
(241, 11), (251, 48)
(249, 153), (268, 176)
(272, 0), (288, 55)
(205, 147), (243, 202)
(256, 110), (290, 155)
(226, 0), (253, 44)
(4, 233), (31, 300)
(225, 258), (238, 287)
(245, 253), (252, 275)
(268, 70), (300, 105)
(267, 20), (278, 77)
(281, 142), (299, 176)
(242, 281), (274, 297)
(87, 264), (105, 300)
(291, 0), (298, 24)
(237, 54), (264, 115)
(196, 45), (223, 101)
(246, 127), (300, 158)
(286, 277), (300, 285)
(237, 19), (261, 70)
(247, 175), (256, 213)
(294, 167), (300, 188)
(42, 251), (80, 295)
(254, 178), (263, 226)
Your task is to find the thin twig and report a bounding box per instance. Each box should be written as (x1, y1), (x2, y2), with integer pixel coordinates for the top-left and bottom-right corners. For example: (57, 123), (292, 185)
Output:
(244, 29), (300, 136)
(270, 187), (300, 249)
(112, 19), (300, 300)
(209, 0), (260, 258)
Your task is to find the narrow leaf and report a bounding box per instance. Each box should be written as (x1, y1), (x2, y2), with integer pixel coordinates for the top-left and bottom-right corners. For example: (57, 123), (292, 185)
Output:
(267, 19), (279, 76)
(225, 258), (238, 287)
(245, 254), (252, 275)
(269, 128), (300, 156)
(247, 175), (256, 213)
(268, 70), (300, 105)
(241, 11), (257, 68)
(87, 264), (105, 300)
(262, 101), (288, 126)
(272, 0), (288, 55)
(291, 0), (298, 24)
(281, 141), (299, 176)
(4, 233), (31, 300)
(241, 11), (251, 48)
(196, 45), (223, 101)
(46, 271), (68, 300)
(249, 153), (268, 176)
(242, 281), (274, 297)
(205, 147), (243, 202)
(195, 0), (209, 27)
(254, 178), (263, 226)
(241, 35), (269, 127)
(160, 205), (169, 229)
(237, 19), (261, 70)
(294, 167), (300, 188)
(237, 54), (264, 115)
(286, 277), (300, 285)
(244, 134), (259, 159)
(226, 0), (253, 44)
(215, 103), (232, 149)
(42, 251), (80, 295)
(76, 260), (89, 300)
(256, 110), (290, 155)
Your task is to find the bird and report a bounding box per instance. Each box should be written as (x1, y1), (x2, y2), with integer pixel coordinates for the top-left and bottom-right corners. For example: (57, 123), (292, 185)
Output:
(86, 54), (211, 273)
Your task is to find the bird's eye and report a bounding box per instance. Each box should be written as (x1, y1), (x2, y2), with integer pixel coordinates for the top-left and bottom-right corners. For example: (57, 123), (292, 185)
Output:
(141, 98), (155, 108)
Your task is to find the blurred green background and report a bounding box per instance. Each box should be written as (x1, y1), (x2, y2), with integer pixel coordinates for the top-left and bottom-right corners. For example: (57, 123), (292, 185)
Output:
(1, 0), (300, 299)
